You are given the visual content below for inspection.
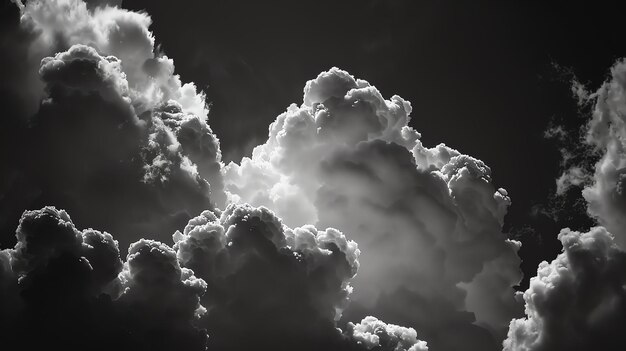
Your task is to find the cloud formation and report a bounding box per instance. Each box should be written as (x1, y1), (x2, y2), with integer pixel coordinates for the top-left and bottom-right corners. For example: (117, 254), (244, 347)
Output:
(224, 67), (523, 350)
(551, 60), (626, 247)
(0, 2), (434, 351)
(0, 0), (225, 250)
(0, 204), (431, 351)
(506, 58), (626, 351)
(116, 238), (209, 351)
(19, 1), (626, 351)
(504, 227), (626, 351)
(0, 206), (208, 351)
(578, 61), (626, 247)
(173, 203), (367, 350)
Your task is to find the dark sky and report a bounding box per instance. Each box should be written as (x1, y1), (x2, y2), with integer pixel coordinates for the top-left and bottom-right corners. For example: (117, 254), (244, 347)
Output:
(124, 0), (625, 286)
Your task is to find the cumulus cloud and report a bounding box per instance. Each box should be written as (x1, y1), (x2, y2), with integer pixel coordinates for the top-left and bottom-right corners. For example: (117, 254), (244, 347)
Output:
(575, 61), (626, 247)
(0, 203), (431, 351)
(0, 0), (225, 250)
(504, 227), (626, 351)
(173, 203), (370, 350)
(348, 316), (429, 351)
(10, 207), (122, 288)
(0, 206), (209, 351)
(25, 43), (213, 247)
(0, 249), (18, 330)
(5, 1), (592, 351)
(0, 206), (124, 349)
(505, 57), (626, 351)
(115, 239), (209, 351)
(0, 2), (432, 351)
(224, 67), (523, 350)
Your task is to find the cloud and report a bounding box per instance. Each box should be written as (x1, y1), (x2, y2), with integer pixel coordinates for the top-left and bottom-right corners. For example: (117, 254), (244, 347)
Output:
(25, 43), (213, 247)
(173, 203), (369, 350)
(504, 227), (626, 351)
(505, 57), (626, 351)
(115, 238), (209, 351)
(0, 204), (431, 351)
(10, 206), (122, 286)
(223, 67), (418, 227)
(0, 0), (225, 250)
(0, 3), (433, 351)
(224, 67), (523, 350)
(0, 206), (208, 351)
(550, 59), (626, 247)
(20, 0), (209, 119)
(0, 249), (18, 330)
(348, 316), (429, 351)
(577, 60), (626, 248)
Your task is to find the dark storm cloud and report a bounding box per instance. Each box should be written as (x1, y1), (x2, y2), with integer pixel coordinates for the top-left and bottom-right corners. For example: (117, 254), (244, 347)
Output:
(224, 67), (523, 350)
(0, 206), (208, 351)
(10, 207), (122, 283)
(171, 202), (429, 350)
(172, 203), (366, 350)
(0, 204), (428, 351)
(115, 238), (209, 351)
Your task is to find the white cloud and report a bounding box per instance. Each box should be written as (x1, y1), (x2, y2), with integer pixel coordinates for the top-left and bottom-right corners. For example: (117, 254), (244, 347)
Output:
(504, 227), (626, 351)
(349, 316), (429, 351)
(224, 67), (523, 348)
(579, 60), (626, 248)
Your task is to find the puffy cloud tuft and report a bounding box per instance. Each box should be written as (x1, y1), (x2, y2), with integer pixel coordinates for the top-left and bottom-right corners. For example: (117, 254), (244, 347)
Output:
(11, 206), (123, 289)
(348, 316), (429, 351)
(116, 239), (209, 350)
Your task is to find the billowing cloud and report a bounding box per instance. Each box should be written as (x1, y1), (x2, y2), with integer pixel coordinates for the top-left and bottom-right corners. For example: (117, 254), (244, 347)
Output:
(506, 58), (626, 351)
(349, 316), (429, 351)
(115, 238), (209, 351)
(504, 227), (626, 351)
(0, 204), (430, 351)
(0, 206), (209, 351)
(224, 67), (523, 350)
(17, 1), (626, 351)
(173, 203), (371, 350)
(0, 0), (225, 250)
(24, 43), (213, 247)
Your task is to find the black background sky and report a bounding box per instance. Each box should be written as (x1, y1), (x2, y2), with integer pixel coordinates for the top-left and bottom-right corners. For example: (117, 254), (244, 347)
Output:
(122, 0), (625, 287)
